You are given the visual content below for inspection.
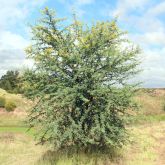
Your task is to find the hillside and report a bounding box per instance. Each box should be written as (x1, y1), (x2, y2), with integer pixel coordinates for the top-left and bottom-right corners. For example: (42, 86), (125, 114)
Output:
(0, 88), (32, 127)
(0, 88), (164, 165)
(133, 89), (165, 123)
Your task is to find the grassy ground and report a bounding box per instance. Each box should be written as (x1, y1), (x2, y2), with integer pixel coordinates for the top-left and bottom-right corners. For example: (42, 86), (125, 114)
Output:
(0, 88), (32, 112)
(0, 122), (164, 165)
(0, 133), (46, 165)
(0, 88), (164, 165)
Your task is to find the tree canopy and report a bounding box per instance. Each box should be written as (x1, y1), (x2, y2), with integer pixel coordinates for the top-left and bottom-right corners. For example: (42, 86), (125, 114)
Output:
(25, 8), (140, 150)
(0, 70), (22, 93)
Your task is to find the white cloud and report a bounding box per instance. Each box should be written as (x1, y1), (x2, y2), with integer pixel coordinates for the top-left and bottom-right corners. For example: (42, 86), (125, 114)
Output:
(58, 0), (95, 17)
(0, 0), (46, 28)
(59, 0), (94, 5)
(110, 0), (163, 33)
(146, 1), (165, 16)
(137, 48), (165, 87)
(0, 31), (29, 50)
(0, 0), (47, 77)
(107, 0), (165, 87)
(76, 0), (95, 5)
(133, 33), (165, 87)
(130, 30), (165, 48)
(111, 0), (149, 18)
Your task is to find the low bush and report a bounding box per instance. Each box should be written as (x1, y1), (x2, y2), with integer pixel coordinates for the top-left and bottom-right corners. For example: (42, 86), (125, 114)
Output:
(0, 96), (6, 108)
(5, 101), (16, 112)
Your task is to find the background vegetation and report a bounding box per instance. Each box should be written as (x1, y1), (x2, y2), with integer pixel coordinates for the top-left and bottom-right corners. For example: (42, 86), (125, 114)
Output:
(0, 70), (23, 94)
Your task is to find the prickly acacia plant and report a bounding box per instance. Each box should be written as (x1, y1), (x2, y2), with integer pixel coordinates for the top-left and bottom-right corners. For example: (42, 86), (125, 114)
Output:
(25, 8), (140, 150)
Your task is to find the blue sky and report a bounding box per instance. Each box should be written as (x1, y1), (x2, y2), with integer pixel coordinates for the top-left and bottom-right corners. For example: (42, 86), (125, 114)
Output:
(0, 0), (165, 87)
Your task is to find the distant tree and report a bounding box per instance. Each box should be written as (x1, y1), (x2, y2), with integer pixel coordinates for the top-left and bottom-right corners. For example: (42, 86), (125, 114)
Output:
(25, 8), (140, 150)
(0, 70), (22, 93)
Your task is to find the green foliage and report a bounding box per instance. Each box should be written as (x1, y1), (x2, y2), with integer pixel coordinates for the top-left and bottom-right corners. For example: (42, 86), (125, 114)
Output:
(0, 70), (23, 94)
(25, 8), (140, 150)
(5, 101), (16, 112)
(0, 96), (6, 108)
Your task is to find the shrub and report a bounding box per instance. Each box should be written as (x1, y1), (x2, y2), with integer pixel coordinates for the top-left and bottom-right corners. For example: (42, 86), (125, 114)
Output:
(5, 101), (16, 112)
(0, 70), (23, 94)
(0, 96), (6, 108)
(25, 8), (140, 150)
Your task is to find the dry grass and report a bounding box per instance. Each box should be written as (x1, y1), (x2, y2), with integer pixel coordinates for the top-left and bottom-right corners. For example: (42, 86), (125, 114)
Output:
(123, 122), (165, 165)
(0, 88), (165, 165)
(0, 89), (32, 127)
(0, 133), (47, 165)
(0, 122), (164, 165)
(0, 88), (32, 112)
(134, 89), (165, 115)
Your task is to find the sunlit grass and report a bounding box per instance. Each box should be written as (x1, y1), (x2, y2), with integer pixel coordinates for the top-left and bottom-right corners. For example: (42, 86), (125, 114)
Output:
(0, 132), (46, 165)
(128, 114), (165, 125)
(0, 126), (35, 136)
(0, 88), (165, 164)
(0, 122), (164, 165)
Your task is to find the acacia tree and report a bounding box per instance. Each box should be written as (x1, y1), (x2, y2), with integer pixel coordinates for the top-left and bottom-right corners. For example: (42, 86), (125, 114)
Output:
(25, 8), (140, 150)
